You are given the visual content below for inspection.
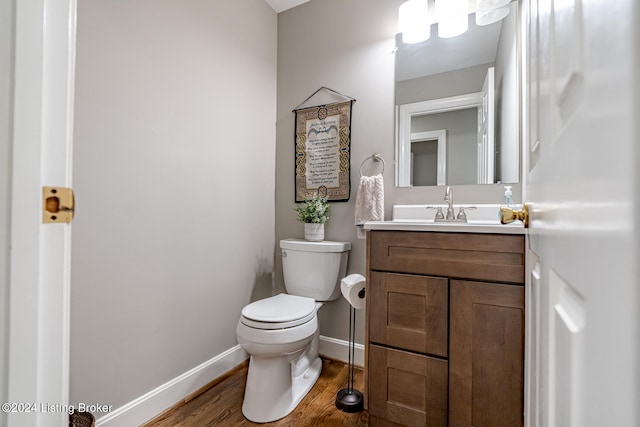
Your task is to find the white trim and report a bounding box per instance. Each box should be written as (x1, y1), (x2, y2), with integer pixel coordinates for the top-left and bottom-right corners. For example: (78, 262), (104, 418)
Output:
(394, 104), (400, 185)
(8, 1), (76, 425)
(401, 93), (484, 117)
(94, 337), (362, 426)
(318, 335), (364, 368)
(95, 346), (249, 427)
(396, 93), (483, 187)
(477, 67), (495, 184)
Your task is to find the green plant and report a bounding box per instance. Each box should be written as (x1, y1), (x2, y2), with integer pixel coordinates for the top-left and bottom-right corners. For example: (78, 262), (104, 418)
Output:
(294, 193), (331, 224)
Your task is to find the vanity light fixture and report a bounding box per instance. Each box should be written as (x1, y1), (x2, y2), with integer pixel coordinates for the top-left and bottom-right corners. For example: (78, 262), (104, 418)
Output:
(475, 6), (510, 25)
(436, 0), (468, 38)
(475, 0), (511, 9)
(475, 0), (511, 25)
(397, 0), (512, 43)
(398, 0), (431, 44)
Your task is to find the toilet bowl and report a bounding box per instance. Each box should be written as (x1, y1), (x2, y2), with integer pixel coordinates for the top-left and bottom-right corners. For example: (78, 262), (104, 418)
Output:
(236, 239), (350, 423)
(236, 294), (322, 423)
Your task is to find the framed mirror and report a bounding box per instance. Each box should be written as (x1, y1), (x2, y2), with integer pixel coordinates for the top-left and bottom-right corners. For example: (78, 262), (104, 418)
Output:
(395, 1), (520, 188)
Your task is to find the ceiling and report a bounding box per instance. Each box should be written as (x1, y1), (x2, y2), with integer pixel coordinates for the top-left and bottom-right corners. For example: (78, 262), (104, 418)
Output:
(264, 0), (309, 13)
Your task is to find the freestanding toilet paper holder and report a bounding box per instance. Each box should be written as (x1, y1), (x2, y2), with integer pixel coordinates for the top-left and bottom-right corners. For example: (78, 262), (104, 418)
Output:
(335, 286), (365, 413)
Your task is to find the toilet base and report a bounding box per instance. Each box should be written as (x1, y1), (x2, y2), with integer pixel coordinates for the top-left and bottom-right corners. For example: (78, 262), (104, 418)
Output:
(242, 353), (322, 423)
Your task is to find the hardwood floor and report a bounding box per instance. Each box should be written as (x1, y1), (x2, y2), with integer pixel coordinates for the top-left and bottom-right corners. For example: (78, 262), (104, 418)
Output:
(145, 358), (369, 427)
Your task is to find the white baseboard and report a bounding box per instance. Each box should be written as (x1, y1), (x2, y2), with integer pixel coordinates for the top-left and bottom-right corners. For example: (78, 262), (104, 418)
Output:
(319, 335), (365, 367)
(95, 345), (248, 427)
(95, 336), (363, 426)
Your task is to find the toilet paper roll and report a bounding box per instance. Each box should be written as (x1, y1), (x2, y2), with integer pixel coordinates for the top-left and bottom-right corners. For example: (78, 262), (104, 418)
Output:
(340, 273), (366, 310)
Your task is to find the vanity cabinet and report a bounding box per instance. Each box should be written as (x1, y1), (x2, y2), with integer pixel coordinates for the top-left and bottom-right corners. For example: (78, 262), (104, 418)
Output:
(366, 230), (525, 427)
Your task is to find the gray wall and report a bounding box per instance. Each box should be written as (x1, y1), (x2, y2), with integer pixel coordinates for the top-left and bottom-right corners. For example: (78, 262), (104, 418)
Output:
(275, 0), (521, 346)
(411, 140), (438, 186)
(276, 0), (400, 343)
(70, 0), (277, 409)
(412, 108), (478, 185)
(68, 0), (522, 409)
(0, 0), (13, 425)
(396, 62), (492, 105)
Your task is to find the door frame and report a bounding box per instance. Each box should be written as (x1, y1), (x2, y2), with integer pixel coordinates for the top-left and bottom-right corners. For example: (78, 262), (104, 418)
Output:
(8, 0), (76, 424)
(396, 92), (483, 187)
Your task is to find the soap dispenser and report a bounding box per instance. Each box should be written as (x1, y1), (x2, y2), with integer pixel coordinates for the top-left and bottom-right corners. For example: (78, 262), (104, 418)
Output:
(503, 186), (513, 207)
(499, 186), (513, 219)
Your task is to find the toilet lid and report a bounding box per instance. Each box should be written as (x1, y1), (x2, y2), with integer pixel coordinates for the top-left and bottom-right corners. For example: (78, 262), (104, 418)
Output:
(241, 294), (316, 330)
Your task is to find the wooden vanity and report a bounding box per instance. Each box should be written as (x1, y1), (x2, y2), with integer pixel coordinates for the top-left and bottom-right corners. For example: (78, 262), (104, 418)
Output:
(365, 229), (525, 427)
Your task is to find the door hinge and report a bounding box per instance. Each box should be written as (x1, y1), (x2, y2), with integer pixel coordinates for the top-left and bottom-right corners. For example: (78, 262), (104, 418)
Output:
(43, 186), (75, 223)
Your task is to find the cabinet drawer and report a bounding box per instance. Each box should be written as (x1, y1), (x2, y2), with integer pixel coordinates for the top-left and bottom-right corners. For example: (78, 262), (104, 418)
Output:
(369, 344), (448, 427)
(369, 231), (525, 283)
(369, 272), (448, 357)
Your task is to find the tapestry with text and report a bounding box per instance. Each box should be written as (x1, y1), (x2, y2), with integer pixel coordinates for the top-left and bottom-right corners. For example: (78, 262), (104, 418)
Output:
(294, 100), (352, 202)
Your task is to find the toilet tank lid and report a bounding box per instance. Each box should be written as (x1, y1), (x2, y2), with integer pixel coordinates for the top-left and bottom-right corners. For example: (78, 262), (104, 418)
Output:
(280, 238), (351, 253)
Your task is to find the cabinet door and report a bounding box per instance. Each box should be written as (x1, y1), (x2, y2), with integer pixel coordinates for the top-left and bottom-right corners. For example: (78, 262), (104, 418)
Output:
(449, 280), (525, 427)
(370, 272), (448, 357)
(369, 344), (448, 427)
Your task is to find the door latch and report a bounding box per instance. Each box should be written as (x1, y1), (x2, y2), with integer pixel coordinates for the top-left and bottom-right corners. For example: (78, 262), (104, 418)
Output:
(43, 187), (75, 223)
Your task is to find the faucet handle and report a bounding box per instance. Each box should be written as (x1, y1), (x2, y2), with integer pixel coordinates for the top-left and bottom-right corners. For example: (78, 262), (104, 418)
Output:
(426, 206), (445, 221)
(456, 206), (477, 222)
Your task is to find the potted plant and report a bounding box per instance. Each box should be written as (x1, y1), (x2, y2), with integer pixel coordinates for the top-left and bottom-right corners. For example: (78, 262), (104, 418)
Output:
(294, 193), (331, 241)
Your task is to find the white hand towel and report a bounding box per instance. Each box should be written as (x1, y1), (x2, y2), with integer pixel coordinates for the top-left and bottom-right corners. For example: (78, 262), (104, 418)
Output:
(355, 174), (384, 239)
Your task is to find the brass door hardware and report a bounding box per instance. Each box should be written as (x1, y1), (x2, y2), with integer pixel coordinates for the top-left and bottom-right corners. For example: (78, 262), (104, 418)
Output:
(500, 203), (530, 228)
(43, 187), (75, 223)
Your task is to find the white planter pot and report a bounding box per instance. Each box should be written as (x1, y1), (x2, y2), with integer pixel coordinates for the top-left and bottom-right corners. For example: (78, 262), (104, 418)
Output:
(304, 223), (324, 241)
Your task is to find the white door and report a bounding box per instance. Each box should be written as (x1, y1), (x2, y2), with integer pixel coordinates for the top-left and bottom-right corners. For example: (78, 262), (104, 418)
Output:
(7, 1), (76, 426)
(524, 1), (639, 427)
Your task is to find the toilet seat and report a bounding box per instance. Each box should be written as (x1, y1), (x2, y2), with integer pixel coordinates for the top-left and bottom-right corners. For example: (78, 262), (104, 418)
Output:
(241, 294), (316, 330)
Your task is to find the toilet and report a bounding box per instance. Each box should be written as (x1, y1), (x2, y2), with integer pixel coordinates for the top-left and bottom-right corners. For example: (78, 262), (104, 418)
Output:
(236, 238), (350, 423)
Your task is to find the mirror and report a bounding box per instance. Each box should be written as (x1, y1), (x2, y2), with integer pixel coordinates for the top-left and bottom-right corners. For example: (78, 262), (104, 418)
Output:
(395, 1), (520, 187)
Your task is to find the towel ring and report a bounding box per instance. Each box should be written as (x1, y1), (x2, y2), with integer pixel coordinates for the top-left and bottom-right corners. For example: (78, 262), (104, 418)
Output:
(359, 153), (385, 177)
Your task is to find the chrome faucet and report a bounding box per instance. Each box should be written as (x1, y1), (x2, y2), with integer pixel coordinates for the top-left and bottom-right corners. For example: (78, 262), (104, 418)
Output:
(426, 186), (476, 222)
(444, 186), (455, 220)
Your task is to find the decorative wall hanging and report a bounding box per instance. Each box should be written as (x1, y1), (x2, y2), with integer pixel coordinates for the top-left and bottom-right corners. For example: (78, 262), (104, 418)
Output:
(293, 87), (355, 202)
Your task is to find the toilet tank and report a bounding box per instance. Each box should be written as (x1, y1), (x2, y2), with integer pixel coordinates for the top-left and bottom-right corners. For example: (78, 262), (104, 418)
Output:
(280, 239), (351, 301)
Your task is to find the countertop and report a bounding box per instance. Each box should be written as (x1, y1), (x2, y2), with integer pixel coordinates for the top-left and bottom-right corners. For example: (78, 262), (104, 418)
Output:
(363, 220), (527, 234)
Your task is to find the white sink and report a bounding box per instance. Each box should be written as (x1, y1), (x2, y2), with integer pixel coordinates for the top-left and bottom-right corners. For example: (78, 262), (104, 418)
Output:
(393, 204), (503, 223)
(362, 204), (526, 234)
